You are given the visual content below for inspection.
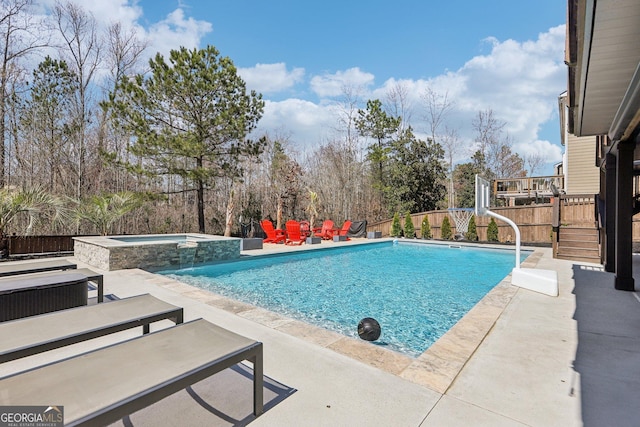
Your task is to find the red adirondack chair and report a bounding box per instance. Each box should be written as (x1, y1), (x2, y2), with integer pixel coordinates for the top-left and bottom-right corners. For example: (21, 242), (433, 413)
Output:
(285, 220), (306, 245)
(260, 219), (286, 244)
(299, 220), (311, 238)
(329, 220), (352, 240)
(312, 220), (335, 240)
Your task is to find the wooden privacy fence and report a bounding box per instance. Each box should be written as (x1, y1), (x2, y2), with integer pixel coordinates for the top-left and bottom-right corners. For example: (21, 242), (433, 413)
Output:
(369, 197), (640, 244)
(5, 235), (76, 257)
(368, 200), (601, 244)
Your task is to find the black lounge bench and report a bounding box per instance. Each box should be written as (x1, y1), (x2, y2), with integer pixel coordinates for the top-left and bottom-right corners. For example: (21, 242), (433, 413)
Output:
(0, 293), (183, 363)
(0, 259), (76, 277)
(0, 272), (88, 321)
(0, 319), (264, 426)
(4, 268), (106, 303)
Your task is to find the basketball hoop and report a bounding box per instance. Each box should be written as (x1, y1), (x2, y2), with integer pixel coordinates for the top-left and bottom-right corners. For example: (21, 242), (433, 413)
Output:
(448, 208), (474, 235)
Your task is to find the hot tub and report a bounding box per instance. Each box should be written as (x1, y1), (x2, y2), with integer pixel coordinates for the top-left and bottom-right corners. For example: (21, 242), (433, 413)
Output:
(73, 234), (241, 271)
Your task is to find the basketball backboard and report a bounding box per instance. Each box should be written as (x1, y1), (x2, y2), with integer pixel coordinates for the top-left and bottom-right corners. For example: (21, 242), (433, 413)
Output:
(475, 175), (490, 216)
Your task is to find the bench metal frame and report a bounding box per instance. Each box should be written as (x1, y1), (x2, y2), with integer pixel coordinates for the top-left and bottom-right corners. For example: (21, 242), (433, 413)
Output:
(0, 259), (76, 277)
(0, 319), (263, 425)
(0, 293), (183, 363)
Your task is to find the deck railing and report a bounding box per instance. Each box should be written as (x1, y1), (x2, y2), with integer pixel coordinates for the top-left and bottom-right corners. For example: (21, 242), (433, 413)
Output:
(494, 175), (564, 199)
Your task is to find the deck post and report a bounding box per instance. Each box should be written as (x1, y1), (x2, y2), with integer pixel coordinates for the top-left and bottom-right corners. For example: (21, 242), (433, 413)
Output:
(604, 152), (617, 272)
(614, 140), (635, 291)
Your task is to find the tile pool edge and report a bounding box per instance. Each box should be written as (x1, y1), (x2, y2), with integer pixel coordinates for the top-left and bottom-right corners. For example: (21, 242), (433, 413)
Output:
(138, 244), (545, 393)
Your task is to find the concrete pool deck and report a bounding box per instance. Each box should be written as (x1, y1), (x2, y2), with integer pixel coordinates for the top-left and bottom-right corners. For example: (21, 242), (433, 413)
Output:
(2, 238), (639, 425)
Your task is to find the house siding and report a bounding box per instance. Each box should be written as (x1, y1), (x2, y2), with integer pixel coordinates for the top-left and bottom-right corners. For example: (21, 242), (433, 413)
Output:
(565, 133), (600, 194)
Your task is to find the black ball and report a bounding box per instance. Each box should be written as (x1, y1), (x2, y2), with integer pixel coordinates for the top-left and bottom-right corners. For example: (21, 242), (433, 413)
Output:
(358, 317), (381, 341)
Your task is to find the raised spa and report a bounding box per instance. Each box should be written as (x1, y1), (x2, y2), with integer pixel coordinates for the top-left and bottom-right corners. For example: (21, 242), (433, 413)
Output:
(73, 233), (241, 271)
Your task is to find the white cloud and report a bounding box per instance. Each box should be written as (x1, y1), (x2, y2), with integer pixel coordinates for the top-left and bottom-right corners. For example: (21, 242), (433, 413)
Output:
(444, 25), (567, 168)
(36, 0), (144, 34)
(310, 67), (375, 98)
(256, 99), (335, 152)
(262, 21), (565, 172)
(32, 1), (565, 173)
(36, 1), (211, 58)
(146, 8), (212, 57)
(73, 0), (143, 28)
(238, 63), (305, 94)
(514, 139), (563, 165)
(358, 26), (566, 171)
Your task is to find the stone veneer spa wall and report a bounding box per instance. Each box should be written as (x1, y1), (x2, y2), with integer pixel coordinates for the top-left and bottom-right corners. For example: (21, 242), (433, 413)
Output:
(73, 234), (241, 271)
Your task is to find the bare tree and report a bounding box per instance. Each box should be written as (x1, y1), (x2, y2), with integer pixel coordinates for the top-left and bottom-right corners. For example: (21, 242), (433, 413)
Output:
(331, 83), (366, 156)
(53, 1), (102, 198)
(494, 135), (526, 178)
(524, 152), (546, 176)
(439, 126), (462, 207)
(99, 22), (148, 192)
(385, 81), (413, 134)
(0, 0), (49, 186)
(472, 108), (506, 177)
(422, 87), (456, 206)
(4, 64), (29, 187)
(422, 87), (454, 143)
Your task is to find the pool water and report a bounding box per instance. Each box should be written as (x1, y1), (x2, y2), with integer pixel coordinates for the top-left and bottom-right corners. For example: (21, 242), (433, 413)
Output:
(160, 242), (527, 357)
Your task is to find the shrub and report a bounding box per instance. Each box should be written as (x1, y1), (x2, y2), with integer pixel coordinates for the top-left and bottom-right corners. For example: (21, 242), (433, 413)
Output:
(441, 216), (452, 240)
(404, 212), (415, 238)
(390, 212), (402, 237)
(466, 215), (478, 241)
(421, 215), (432, 239)
(487, 217), (499, 242)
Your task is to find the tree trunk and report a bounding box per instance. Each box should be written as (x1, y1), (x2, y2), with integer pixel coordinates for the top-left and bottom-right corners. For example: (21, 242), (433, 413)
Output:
(224, 188), (234, 237)
(276, 197), (283, 230)
(197, 176), (205, 233)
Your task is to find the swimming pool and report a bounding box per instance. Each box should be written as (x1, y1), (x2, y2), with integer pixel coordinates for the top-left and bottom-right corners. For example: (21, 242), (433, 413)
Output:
(160, 241), (528, 357)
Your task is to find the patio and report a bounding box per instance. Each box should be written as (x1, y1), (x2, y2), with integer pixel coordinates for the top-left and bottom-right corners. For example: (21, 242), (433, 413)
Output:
(1, 239), (637, 425)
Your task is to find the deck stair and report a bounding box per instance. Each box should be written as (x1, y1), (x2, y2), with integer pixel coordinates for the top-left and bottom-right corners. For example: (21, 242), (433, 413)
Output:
(555, 226), (600, 263)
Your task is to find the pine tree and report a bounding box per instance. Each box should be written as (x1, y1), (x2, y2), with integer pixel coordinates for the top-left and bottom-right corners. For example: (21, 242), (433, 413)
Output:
(441, 216), (452, 240)
(404, 212), (415, 238)
(421, 215), (432, 239)
(487, 217), (499, 242)
(390, 212), (402, 237)
(109, 45), (265, 233)
(466, 215), (478, 241)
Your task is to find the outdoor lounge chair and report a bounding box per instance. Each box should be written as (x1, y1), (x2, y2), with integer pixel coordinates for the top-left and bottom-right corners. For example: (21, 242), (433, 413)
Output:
(7, 268), (105, 303)
(260, 219), (286, 244)
(312, 219), (335, 240)
(0, 293), (183, 363)
(0, 272), (89, 322)
(285, 220), (306, 245)
(330, 220), (352, 241)
(299, 220), (311, 238)
(0, 259), (76, 277)
(0, 318), (264, 425)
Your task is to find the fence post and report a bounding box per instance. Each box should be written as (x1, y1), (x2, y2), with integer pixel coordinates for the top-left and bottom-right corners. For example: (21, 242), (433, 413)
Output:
(551, 196), (561, 257)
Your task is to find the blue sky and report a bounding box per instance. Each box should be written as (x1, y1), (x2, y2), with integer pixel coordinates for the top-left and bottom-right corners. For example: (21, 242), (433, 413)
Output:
(39, 0), (568, 175)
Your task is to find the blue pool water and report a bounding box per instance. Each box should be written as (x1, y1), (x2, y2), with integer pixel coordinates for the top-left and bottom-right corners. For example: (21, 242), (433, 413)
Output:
(160, 242), (528, 357)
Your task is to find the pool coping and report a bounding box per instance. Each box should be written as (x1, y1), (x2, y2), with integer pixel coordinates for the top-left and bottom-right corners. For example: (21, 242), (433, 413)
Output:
(143, 239), (543, 393)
